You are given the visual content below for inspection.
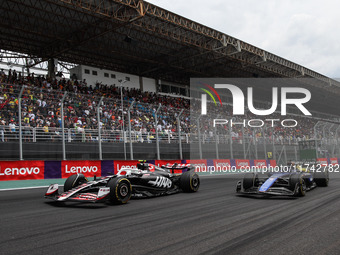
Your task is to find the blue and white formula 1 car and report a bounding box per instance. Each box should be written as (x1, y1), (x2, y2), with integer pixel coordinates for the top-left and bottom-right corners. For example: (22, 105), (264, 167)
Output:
(45, 162), (199, 204)
(236, 165), (329, 197)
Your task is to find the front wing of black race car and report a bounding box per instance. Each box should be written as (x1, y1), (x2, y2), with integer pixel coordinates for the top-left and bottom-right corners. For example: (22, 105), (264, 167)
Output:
(45, 178), (112, 203)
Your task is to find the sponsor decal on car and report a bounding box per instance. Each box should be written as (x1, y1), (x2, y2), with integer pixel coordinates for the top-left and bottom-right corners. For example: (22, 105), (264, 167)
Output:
(148, 176), (172, 188)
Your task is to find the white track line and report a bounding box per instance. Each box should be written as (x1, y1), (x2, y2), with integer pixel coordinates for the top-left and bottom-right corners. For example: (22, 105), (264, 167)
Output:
(0, 185), (64, 192)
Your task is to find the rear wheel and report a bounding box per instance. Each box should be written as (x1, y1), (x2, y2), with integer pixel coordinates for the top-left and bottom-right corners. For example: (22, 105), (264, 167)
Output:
(180, 171), (200, 192)
(64, 174), (88, 192)
(314, 168), (329, 187)
(107, 177), (132, 204)
(289, 173), (306, 197)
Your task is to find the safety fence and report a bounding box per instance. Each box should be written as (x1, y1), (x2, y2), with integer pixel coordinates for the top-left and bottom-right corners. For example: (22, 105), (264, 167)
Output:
(1, 83), (340, 161)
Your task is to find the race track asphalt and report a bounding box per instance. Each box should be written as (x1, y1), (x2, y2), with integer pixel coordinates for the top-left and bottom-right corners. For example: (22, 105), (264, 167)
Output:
(1, 174), (340, 255)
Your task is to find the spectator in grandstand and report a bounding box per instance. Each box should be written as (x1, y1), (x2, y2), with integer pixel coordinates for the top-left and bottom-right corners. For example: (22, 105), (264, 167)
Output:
(8, 120), (17, 138)
(0, 120), (6, 142)
(23, 123), (31, 142)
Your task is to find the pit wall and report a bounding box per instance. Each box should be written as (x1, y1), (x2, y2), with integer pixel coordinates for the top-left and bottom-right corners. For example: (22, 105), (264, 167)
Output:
(0, 158), (336, 181)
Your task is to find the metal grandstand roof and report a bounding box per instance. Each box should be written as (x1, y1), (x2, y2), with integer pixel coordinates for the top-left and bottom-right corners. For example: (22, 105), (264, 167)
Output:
(0, 0), (339, 91)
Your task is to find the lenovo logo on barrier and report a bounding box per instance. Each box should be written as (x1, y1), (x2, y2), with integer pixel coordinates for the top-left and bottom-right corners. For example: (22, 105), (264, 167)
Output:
(65, 165), (98, 174)
(61, 161), (101, 178)
(0, 167), (40, 176)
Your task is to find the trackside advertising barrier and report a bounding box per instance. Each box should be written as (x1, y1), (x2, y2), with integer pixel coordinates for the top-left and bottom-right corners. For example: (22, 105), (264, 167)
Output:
(0, 161), (45, 181)
(329, 158), (339, 165)
(2, 158), (335, 181)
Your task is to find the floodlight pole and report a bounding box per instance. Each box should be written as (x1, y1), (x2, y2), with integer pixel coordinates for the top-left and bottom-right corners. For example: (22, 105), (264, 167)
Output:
(177, 109), (184, 160)
(327, 124), (335, 157)
(262, 127), (267, 160)
(155, 103), (162, 160)
(253, 129), (258, 159)
(336, 126), (340, 157)
(197, 115), (202, 160)
(328, 124), (334, 146)
(272, 126), (275, 160)
(18, 86), (25, 160)
(214, 125), (219, 160)
(98, 97), (103, 160)
(229, 120), (233, 159)
(242, 124), (246, 159)
(119, 79), (127, 160)
(314, 121), (321, 159)
(61, 92), (67, 160)
(128, 101), (134, 160)
(215, 115), (220, 160)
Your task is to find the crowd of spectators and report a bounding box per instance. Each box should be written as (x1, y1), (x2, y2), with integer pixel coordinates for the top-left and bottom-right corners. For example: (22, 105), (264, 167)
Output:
(0, 68), (334, 144)
(0, 69), (189, 142)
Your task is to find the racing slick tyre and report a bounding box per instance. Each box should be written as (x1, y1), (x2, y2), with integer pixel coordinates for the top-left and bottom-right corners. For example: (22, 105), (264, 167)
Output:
(180, 171), (200, 192)
(313, 168), (329, 187)
(107, 177), (132, 204)
(289, 173), (306, 197)
(64, 174), (88, 192)
(242, 173), (258, 190)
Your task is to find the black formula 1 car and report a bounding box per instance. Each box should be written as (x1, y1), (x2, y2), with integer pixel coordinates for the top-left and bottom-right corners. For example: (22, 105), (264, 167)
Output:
(236, 164), (329, 197)
(45, 162), (200, 204)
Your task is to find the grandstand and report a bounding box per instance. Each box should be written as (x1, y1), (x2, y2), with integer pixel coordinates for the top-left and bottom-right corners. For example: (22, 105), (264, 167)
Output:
(0, 0), (340, 162)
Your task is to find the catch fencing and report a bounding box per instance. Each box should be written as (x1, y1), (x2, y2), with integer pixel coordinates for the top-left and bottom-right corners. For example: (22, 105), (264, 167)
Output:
(0, 83), (339, 163)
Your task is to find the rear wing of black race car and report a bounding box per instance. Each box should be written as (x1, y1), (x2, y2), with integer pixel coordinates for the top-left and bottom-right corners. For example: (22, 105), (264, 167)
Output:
(161, 163), (193, 173)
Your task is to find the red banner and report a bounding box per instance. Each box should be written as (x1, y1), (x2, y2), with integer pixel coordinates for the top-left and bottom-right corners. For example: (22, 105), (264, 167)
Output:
(317, 158), (328, 166)
(213, 159), (232, 171)
(253, 160), (267, 168)
(269, 160), (277, 167)
(61, 160), (101, 178)
(235, 159), (250, 169)
(0, 161), (44, 181)
(329, 158), (338, 165)
(113, 160), (139, 174)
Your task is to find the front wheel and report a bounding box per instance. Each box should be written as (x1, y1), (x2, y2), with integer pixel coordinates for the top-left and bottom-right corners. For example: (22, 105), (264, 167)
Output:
(107, 177), (132, 204)
(180, 171), (200, 192)
(64, 174), (88, 192)
(290, 173), (306, 197)
(242, 173), (258, 190)
(313, 168), (329, 187)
